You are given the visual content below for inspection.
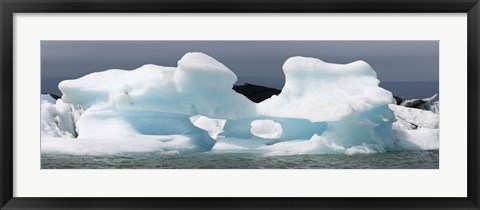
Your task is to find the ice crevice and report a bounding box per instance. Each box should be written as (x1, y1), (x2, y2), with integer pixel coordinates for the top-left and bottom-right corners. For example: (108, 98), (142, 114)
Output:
(41, 52), (439, 155)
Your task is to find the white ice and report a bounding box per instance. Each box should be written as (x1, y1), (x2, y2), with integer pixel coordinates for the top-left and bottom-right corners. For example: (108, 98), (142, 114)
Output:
(389, 104), (439, 129)
(41, 94), (82, 138)
(41, 94), (57, 104)
(42, 135), (205, 155)
(389, 104), (439, 150)
(42, 52), (439, 155)
(250, 119), (283, 139)
(257, 56), (394, 122)
(190, 115), (226, 140)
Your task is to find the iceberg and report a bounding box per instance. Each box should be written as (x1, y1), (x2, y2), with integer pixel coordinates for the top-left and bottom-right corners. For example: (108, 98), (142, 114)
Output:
(59, 53), (256, 119)
(388, 104), (439, 129)
(41, 52), (439, 155)
(41, 94), (82, 138)
(257, 56), (395, 122)
(41, 94), (57, 104)
(389, 104), (439, 150)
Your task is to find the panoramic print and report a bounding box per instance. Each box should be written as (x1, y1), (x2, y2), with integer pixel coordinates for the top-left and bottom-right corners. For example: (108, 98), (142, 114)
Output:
(40, 41), (439, 169)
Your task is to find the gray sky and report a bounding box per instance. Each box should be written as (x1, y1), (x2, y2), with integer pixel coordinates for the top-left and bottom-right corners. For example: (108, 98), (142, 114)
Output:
(42, 41), (439, 95)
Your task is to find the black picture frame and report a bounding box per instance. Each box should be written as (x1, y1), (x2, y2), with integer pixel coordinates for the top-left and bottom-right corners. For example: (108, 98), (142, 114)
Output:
(1, 0), (479, 209)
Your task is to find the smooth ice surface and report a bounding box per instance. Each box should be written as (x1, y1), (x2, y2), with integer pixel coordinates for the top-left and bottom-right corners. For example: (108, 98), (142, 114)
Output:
(176, 52), (237, 91)
(175, 53), (257, 119)
(258, 57), (395, 122)
(59, 52), (256, 119)
(42, 52), (439, 156)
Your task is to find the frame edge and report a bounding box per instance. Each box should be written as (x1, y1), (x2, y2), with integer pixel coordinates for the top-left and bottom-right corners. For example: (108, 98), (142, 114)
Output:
(1, 0), (480, 209)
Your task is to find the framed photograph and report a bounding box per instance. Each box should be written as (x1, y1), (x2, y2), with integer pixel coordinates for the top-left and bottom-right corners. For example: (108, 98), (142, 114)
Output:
(1, 0), (479, 209)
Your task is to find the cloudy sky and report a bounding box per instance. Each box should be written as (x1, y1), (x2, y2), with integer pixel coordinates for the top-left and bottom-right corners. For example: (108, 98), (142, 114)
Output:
(42, 41), (438, 95)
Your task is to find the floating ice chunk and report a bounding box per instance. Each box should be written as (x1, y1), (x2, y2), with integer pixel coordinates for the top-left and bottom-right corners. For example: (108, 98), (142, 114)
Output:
(47, 52), (439, 155)
(41, 96), (82, 138)
(41, 94), (57, 104)
(392, 123), (439, 150)
(258, 57), (394, 122)
(57, 52), (257, 151)
(190, 115), (226, 140)
(250, 119), (283, 139)
(389, 104), (439, 129)
(389, 105), (439, 150)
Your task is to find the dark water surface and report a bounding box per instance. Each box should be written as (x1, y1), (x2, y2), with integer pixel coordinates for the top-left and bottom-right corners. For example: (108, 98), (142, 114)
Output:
(42, 150), (439, 169)
(380, 81), (439, 100)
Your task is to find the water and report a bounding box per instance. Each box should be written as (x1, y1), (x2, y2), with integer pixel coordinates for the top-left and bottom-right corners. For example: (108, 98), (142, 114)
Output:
(41, 82), (439, 169)
(380, 81), (439, 100)
(41, 150), (438, 169)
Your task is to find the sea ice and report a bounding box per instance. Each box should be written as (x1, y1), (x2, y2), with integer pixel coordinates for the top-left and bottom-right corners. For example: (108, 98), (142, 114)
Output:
(41, 94), (57, 104)
(41, 95), (82, 138)
(389, 104), (439, 151)
(41, 52), (439, 155)
(257, 56), (395, 122)
(388, 104), (439, 129)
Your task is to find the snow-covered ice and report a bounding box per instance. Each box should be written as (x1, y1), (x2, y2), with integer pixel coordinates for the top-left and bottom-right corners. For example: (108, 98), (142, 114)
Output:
(42, 52), (439, 155)
(389, 104), (439, 129)
(389, 104), (439, 151)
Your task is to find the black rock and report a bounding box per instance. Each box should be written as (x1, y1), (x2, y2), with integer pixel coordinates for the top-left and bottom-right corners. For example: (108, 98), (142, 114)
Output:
(393, 95), (405, 105)
(233, 83), (281, 103)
